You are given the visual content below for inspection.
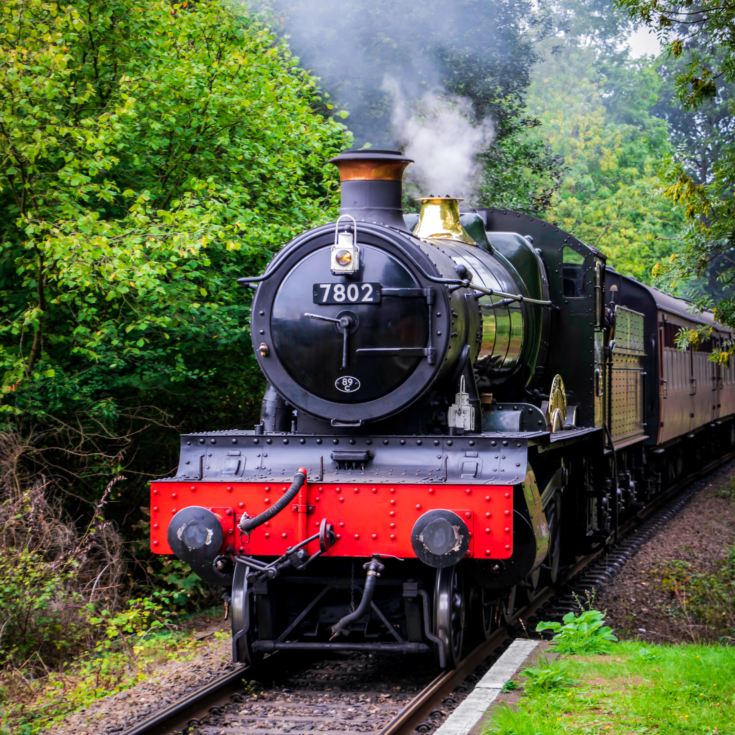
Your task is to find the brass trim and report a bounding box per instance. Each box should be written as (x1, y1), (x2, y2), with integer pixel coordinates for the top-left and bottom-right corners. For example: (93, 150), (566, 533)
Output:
(547, 374), (567, 432)
(413, 197), (475, 245)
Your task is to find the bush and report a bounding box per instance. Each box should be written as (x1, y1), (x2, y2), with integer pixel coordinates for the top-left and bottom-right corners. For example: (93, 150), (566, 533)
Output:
(536, 609), (618, 654)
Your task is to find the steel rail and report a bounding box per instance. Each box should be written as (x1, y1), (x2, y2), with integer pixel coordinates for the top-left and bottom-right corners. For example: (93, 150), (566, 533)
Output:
(122, 664), (250, 735)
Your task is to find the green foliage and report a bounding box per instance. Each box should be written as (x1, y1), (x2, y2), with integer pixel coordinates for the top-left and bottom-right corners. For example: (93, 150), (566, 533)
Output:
(528, 41), (686, 283)
(0, 0), (349, 443)
(616, 0), (735, 352)
(536, 610), (618, 654)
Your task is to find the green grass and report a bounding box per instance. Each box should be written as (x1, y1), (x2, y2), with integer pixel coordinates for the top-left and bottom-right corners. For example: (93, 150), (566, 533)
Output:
(485, 641), (735, 735)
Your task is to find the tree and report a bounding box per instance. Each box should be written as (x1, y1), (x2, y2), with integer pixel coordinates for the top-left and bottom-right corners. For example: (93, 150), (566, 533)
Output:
(0, 0), (350, 500)
(616, 0), (735, 353)
(527, 39), (686, 282)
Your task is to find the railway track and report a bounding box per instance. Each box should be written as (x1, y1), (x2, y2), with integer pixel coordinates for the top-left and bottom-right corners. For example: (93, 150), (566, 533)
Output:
(123, 455), (734, 735)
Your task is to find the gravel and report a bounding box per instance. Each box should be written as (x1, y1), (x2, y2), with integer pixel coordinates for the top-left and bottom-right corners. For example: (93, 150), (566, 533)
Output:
(597, 461), (735, 643)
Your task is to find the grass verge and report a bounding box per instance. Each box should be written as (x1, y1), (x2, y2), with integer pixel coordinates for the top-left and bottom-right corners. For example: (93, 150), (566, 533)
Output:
(0, 608), (224, 735)
(485, 641), (735, 735)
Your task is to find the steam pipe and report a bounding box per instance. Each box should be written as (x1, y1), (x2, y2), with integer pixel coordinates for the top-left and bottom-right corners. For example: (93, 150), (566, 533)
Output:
(238, 468), (307, 533)
(331, 557), (385, 638)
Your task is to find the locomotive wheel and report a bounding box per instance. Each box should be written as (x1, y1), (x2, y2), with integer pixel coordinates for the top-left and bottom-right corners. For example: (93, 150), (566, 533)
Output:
(434, 565), (465, 668)
(230, 563), (262, 665)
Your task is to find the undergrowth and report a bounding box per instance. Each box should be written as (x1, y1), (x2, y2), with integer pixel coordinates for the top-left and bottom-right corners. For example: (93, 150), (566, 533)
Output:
(659, 548), (735, 642)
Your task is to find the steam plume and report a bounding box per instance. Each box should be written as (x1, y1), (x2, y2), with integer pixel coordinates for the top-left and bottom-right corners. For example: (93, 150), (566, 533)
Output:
(383, 77), (495, 200)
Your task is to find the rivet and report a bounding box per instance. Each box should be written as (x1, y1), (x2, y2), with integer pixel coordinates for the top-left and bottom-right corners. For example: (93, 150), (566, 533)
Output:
(232, 438), (238, 445)
(349, 438), (356, 445)
(300, 438), (305, 444)
(171, 508), (177, 514)
(153, 523), (159, 530)
(485, 528), (491, 533)
(315, 521), (320, 527)
(390, 533), (396, 540)
(225, 509), (233, 516)
(353, 487), (359, 493)
(485, 512), (491, 518)
(390, 488), (396, 494)
(171, 492), (178, 499)
(504, 492), (511, 499)
(428, 488), (434, 494)
(433, 440), (440, 446)
(265, 486), (271, 492)
(383, 439), (389, 445)
(153, 540), (159, 546)
(371, 533), (378, 540)
(210, 438), (216, 445)
(253, 438), (259, 444)
(447, 440), (453, 446)
(333, 438), (339, 445)
(339, 497), (345, 503)
(315, 496), (320, 502)
(238, 546), (244, 552)
(469, 440), (475, 446)
(416, 439), (422, 445)
(390, 522), (396, 528)
(485, 549), (491, 556)
(390, 510), (396, 517)
(336, 533), (342, 539)
(336, 487), (341, 492)
(504, 509), (510, 516)
(199, 438), (205, 444)
(505, 544), (511, 550)
(354, 533), (360, 540)
(226, 486), (233, 493)
(505, 527), (511, 533)
(465, 488), (471, 494)
(264, 498), (271, 504)
(265, 532), (270, 538)
(264, 521), (270, 527)
(485, 495), (491, 501)
(153, 506), (159, 512)
(390, 499), (396, 505)
(281, 532), (288, 538)
(465, 512), (471, 519)
(371, 487), (377, 494)
(339, 521), (345, 527)
(152, 488), (159, 495)
(416, 503), (422, 510)
(283, 438), (289, 444)
(316, 438), (322, 444)
(238, 501), (245, 508)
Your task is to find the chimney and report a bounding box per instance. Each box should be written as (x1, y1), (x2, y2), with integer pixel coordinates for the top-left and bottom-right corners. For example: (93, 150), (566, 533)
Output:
(329, 150), (412, 230)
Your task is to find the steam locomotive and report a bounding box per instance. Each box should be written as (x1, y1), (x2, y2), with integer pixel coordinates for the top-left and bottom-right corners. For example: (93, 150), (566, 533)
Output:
(151, 150), (735, 668)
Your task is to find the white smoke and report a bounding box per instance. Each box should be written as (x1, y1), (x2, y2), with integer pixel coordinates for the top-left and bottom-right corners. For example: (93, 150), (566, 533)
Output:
(383, 76), (495, 202)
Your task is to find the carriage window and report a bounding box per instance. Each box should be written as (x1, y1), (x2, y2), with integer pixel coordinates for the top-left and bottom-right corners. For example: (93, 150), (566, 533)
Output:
(562, 246), (585, 297)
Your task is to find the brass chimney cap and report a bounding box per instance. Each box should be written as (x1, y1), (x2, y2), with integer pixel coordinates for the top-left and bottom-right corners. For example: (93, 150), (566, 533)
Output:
(330, 149), (413, 182)
(413, 196), (476, 245)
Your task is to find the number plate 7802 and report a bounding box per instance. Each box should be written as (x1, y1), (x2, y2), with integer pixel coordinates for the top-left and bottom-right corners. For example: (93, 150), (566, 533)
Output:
(312, 282), (382, 304)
